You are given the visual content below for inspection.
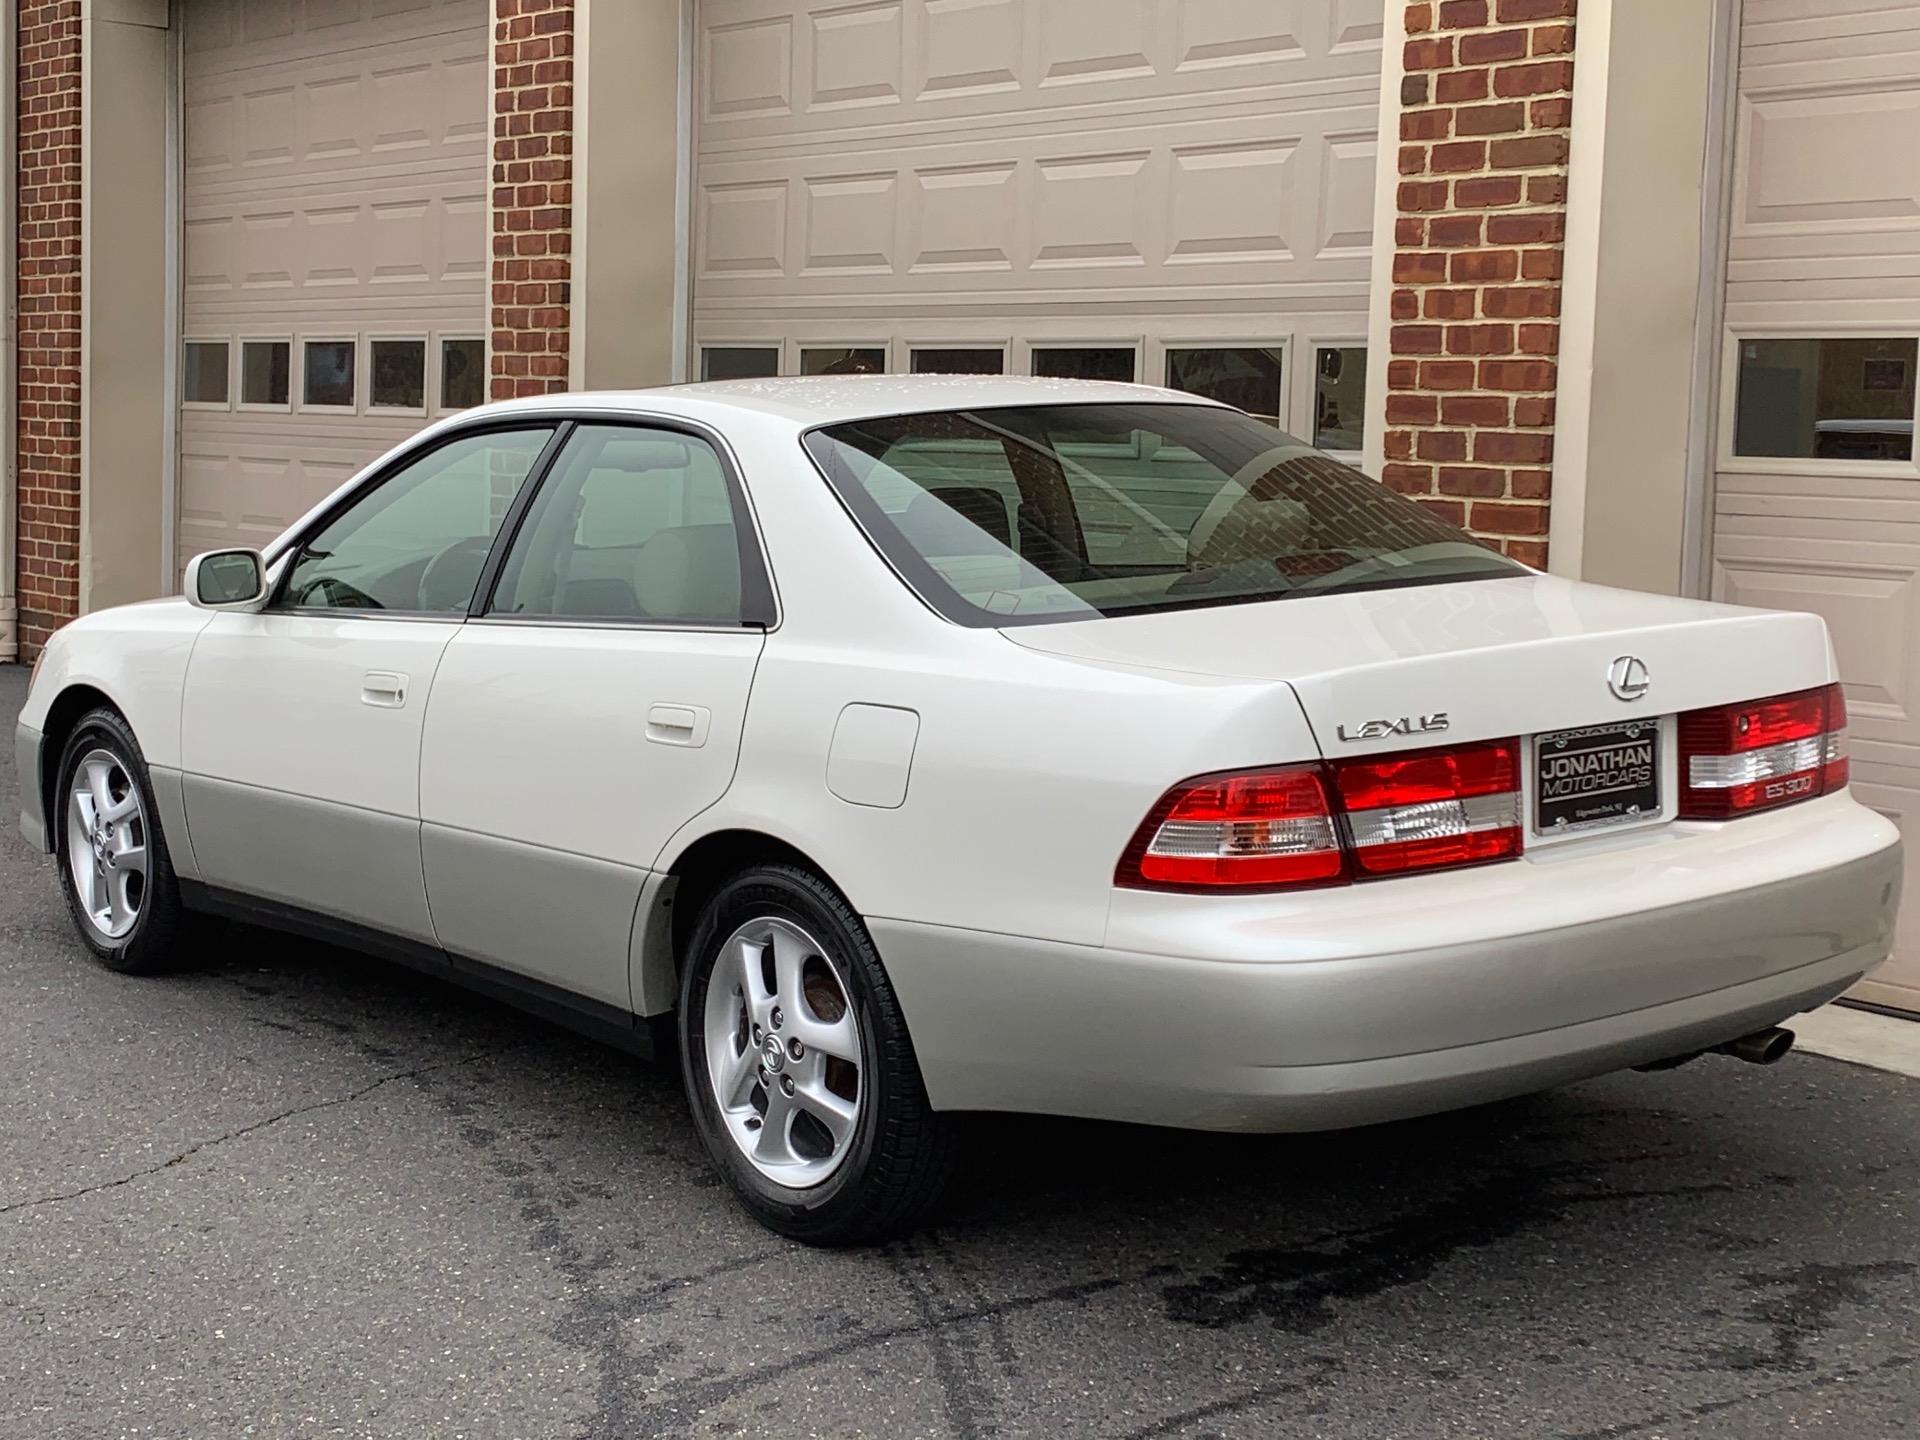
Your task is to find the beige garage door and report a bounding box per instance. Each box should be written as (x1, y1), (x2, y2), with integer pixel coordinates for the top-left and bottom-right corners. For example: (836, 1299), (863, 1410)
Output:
(692, 0), (1385, 450)
(1708, 0), (1920, 1013)
(178, 0), (490, 574)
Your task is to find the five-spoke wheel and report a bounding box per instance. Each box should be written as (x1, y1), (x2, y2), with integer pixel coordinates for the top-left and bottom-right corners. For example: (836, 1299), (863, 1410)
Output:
(65, 747), (150, 941)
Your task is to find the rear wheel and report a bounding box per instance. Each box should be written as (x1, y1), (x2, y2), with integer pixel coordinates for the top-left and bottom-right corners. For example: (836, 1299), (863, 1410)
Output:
(679, 863), (959, 1244)
(54, 708), (204, 975)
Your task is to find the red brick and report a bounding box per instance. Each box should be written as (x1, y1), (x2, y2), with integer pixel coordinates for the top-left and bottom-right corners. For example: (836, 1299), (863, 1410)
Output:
(1450, 248), (1520, 282)
(1424, 288), (1480, 320)
(1391, 289), (1421, 321)
(1404, 36), (1455, 71)
(1396, 217), (1428, 247)
(1439, 466), (1506, 497)
(1526, 174), (1568, 205)
(1479, 359), (1557, 392)
(1435, 68), (1489, 105)
(1487, 211), (1564, 245)
(1387, 359), (1420, 388)
(1386, 393), (1440, 425)
(1518, 322), (1561, 355)
(1454, 102), (1527, 136)
(1460, 29), (1529, 65)
(1505, 538), (1550, 568)
(1417, 360), (1478, 391)
(1391, 324), (1446, 356)
(1454, 174), (1524, 208)
(1521, 247), (1564, 280)
(1405, 2), (1435, 35)
(1442, 395), (1513, 426)
(1436, 0), (1488, 27)
(1490, 134), (1570, 168)
(1513, 396), (1557, 427)
(1511, 469), (1554, 500)
(1429, 214), (1484, 247)
(1531, 96), (1574, 128)
(1384, 429), (1416, 460)
(1447, 324), (1516, 356)
(1402, 107), (1452, 141)
(1415, 497), (1469, 527)
(1470, 501), (1550, 535)
(1400, 144), (1429, 176)
(1418, 430), (1469, 461)
(1496, 0), (1575, 19)
(1482, 284), (1559, 318)
(1494, 60), (1575, 97)
(1533, 22), (1576, 55)
(1393, 250), (1450, 284)
(1398, 179), (1452, 212)
(1474, 431), (1553, 464)
(1430, 140), (1488, 173)
(1383, 462), (1437, 491)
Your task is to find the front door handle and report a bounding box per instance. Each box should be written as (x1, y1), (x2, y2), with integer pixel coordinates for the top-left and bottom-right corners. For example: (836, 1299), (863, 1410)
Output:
(362, 671), (408, 708)
(646, 703), (711, 747)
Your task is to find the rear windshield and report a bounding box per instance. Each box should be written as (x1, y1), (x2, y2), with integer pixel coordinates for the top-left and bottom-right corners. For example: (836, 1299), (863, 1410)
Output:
(803, 404), (1525, 627)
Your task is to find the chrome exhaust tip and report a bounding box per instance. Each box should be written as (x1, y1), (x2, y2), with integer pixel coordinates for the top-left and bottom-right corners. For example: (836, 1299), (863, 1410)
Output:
(1714, 1026), (1796, 1066)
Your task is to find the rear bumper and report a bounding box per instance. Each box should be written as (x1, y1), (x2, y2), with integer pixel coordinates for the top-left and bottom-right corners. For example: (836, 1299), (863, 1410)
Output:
(874, 820), (1902, 1132)
(16, 721), (46, 854)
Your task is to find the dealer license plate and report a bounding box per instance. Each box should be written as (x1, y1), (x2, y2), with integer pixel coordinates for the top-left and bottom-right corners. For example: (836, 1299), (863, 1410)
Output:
(1533, 720), (1661, 835)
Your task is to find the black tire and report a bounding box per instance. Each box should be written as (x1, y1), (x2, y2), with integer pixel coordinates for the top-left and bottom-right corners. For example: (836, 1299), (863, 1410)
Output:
(53, 707), (208, 975)
(678, 863), (960, 1245)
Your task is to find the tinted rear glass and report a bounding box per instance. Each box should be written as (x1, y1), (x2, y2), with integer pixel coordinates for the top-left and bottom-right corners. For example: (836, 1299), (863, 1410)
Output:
(803, 404), (1524, 627)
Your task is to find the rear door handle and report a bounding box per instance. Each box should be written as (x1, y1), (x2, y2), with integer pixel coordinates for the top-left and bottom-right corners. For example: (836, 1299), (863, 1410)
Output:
(646, 703), (711, 747)
(362, 671), (408, 708)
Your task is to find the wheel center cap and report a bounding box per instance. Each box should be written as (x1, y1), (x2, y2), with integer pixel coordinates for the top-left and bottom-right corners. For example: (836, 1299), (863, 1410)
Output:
(760, 1034), (786, 1074)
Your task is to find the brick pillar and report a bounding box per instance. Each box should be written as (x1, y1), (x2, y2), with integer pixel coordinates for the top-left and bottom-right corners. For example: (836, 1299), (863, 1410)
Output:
(15, 0), (83, 651)
(1383, 0), (1576, 569)
(491, 0), (574, 400)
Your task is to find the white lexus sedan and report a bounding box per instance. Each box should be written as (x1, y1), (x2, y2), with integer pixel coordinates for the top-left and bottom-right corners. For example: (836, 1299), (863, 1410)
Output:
(16, 378), (1902, 1243)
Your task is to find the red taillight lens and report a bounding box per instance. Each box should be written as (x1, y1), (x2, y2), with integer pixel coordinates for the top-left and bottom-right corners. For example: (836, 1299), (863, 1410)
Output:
(1678, 682), (1849, 819)
(1117, 739), (1525, 893)
(1334, 739), (1523, 875)
(1117, 766), (1346, 892)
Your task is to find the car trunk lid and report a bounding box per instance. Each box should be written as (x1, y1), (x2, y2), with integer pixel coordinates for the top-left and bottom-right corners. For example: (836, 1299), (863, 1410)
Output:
(1000, 575), (1834, 755)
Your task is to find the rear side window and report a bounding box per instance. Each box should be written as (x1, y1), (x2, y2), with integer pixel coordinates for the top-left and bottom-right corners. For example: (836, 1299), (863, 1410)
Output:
(487, 425), (759, 625)
(804, 404), (1523, 627)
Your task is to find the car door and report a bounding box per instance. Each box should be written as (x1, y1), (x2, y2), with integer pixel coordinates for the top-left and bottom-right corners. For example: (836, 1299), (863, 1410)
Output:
(179, 423), (563, 943)
(418, 422), (773, 1009)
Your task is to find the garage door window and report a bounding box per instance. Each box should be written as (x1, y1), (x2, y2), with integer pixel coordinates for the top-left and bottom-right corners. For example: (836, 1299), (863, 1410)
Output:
(304, 340), (357, 409)
(1032, 348), (1136, 383)
(912, 348), (1004, 376)
(1315, 346), (1368, 454)
(183, 342), (229, 406)
(803, 347), (886, 375)
(1733, 337), (1918, 462)
(1166, 348), (1285, 426)
(702, 347), (779, 381)
(240, 340), (291, 408)
(441, 338), (486, 411)
(371, 340), (427, 411)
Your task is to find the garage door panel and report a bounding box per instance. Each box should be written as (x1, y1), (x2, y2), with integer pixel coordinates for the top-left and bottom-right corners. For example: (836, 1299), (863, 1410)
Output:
(1713, 0), (1920, 1010)
(181, 0), (487, 575)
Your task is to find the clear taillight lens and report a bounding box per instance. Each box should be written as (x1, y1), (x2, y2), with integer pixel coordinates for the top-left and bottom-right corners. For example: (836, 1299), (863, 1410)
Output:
(1117, 739), (1524, 893)
(1118, 766), (1346, 892)
(1678, 682), (1848, 819)
(1333, 739), (1523, 876)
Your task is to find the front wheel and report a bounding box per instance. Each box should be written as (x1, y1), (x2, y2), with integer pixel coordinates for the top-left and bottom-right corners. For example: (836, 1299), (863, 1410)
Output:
(678, 864), (959, 1244)
(54, 708), (203, 975)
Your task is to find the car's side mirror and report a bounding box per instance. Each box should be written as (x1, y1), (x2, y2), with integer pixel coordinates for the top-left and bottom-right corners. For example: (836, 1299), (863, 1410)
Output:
(185, 548), (269, 612)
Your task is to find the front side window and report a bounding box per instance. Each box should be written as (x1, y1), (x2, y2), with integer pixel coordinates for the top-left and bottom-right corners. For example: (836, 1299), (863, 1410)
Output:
(805, 404), (1522, 627)
(488, 425), (750, 624)
(281, 427), (555, 613)
(1734, 337), (1917, 461)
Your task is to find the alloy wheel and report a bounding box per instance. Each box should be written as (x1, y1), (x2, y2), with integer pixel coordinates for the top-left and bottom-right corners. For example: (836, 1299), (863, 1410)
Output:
(65, 747), (149, 941)
(702, 915), (865, 1187)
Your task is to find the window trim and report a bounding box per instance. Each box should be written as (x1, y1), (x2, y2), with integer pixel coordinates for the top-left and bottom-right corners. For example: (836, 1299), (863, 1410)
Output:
(469, 414), (780, 631)
(366, 332), (431, 417)
(236, 335), (295, 413)
(1717, 324), (1920, 482)
(266, 419), (575, 621)
(181, 338), (233, 411)
(297, 334), (361, 414)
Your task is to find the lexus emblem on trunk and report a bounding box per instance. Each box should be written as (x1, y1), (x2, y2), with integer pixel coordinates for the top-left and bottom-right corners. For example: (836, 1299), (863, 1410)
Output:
(1608, 655), (1651, 702)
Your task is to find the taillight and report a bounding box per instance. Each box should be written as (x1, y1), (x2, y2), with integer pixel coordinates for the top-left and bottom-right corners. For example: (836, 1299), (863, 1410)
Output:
(1333, 739), (1523, 875)
(1678, 682), (1848, 819)
(1117, 767), (1346, 891)
(1117, 738), (1523, 893)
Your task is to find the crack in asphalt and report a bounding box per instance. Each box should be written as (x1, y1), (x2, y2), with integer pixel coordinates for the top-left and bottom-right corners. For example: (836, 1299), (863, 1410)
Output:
(0, 1052), (493, 1217)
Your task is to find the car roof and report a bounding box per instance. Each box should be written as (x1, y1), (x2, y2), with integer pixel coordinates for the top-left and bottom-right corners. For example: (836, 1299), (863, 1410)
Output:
(470, 376), (1232, 428)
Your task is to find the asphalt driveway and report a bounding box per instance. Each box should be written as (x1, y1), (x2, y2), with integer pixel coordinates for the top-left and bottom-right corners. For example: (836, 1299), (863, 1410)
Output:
(2, 663), (1916, 1439)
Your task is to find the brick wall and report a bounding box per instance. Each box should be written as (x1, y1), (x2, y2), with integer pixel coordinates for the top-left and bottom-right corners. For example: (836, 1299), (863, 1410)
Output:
(491, 0), (574, 400)
(1384, 0), (1577, 569)
(15, 0), (83, 650)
